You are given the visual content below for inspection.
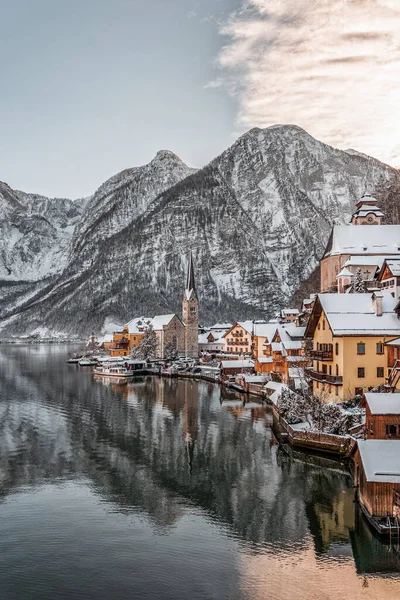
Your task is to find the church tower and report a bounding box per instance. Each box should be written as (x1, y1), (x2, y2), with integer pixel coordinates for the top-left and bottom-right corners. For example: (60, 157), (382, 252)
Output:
(350, 193), (384, 225)
(182, 248), (199, 358)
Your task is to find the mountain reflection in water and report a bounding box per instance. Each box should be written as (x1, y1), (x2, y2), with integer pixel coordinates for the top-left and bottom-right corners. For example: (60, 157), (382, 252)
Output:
(0, 345), (399, 600)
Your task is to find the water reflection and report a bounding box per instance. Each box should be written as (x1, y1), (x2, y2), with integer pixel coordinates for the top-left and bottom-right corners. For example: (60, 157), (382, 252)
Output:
(0, 345), (399, 600)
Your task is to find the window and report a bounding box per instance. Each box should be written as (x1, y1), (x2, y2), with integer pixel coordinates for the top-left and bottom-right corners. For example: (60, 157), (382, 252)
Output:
(328, 385), (331, 394)
(335, 386), (338, 397)
(395, 492), (400, 507)
(335, 343), (339, 356)
(316, 381), (319, 389)
(355, 387), (363, 396)
(386, 424), (398, 437)
(357, 342), (365, 355)
(318, 323), (320, 330)
(358, 367), (365, 378)
(322, 320), (325, 331)
(376, 343), (384, 355)
(329, 365), (332, 375)
(336, 364), (339, 376)
(377, 367), (384, 378)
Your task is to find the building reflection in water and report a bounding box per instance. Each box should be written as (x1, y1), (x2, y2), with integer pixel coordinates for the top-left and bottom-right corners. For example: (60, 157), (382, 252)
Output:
(0, 346), (399, 592)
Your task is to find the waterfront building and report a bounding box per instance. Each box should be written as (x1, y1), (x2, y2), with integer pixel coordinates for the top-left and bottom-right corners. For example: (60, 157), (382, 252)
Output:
(361, 393), (400, 439)
(151, 314), (185, 358)
(320, 194), (400, 292)
(305, 292), (400, 402)
(219, 359), (254, 380)
(353, 440), (400, 535)
(107, 317), (152, 357)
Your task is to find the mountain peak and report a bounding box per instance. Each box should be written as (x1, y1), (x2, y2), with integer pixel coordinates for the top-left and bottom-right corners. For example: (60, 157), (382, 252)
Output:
(153, 150), (183, 164)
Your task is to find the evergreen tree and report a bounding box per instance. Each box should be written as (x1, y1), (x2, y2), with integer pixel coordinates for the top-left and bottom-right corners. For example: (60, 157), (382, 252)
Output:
(353, 267), (365, 293)
(132, 324), (158, 360)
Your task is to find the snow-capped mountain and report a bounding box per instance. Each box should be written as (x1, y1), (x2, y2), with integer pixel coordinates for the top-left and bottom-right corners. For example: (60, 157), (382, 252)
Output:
(1, 125), (399, 338)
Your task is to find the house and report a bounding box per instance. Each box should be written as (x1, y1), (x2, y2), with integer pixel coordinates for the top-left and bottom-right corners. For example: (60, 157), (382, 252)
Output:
(198, 329), (227, 354)
(361, 393), (400, 439)
(107, 317), (152, 357)
(305, 292), (400, 402)
(320, 193), (400, 292)
(223, 321), (254, 356)
(301, 295), (316, 315)
(255, 325), (308, 386)
(386, 336), (400, 390)
(280, 308), (299, 324)
(353, 440), (400, 536)
(377, 258), (400, 298)
(219, 359), (255, 380)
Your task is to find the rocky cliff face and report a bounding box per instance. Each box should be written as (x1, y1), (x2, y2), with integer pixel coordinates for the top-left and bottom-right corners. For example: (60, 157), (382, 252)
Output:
(1, 125), (399, 338)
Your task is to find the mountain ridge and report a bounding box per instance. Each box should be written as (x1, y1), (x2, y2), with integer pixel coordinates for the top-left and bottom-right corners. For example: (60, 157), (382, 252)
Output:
(1, 125), (400, 338)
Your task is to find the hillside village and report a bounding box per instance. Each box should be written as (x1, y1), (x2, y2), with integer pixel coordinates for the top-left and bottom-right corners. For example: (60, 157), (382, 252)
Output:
(97, 191), (400, 538)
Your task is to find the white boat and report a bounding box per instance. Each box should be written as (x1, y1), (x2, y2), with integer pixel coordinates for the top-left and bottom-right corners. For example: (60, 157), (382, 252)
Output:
(66, 357), (81, 364)
(78, 358), (96, 366)
(94, 366), (134, 378)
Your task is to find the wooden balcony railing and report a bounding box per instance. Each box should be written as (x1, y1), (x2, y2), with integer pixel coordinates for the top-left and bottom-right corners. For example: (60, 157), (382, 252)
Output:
(310, 350), (333, 361)
(305, 368), (343, 385)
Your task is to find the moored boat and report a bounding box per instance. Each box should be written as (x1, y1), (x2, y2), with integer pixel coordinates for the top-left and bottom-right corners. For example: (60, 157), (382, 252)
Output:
(78, 358), (96, 366)
(94, 365), (135, 378)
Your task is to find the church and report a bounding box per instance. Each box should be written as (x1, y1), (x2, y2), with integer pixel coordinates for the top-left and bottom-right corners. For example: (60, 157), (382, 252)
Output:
(106, 249), (199, 359)
(320, 193), (400, 293)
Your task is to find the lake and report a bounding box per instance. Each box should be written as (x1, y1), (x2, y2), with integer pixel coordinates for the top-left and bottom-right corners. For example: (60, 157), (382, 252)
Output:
(0, 345), (399, 600)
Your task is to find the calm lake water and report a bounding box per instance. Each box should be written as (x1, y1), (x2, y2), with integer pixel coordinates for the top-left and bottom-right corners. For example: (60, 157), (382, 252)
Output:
(0, 345), (399, 600)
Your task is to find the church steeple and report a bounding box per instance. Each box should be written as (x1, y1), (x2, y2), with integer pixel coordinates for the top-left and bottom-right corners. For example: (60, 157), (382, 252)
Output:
(182, 248), (199, 358)
(350, 192), (384, 225)
(185, 248), (197, 300)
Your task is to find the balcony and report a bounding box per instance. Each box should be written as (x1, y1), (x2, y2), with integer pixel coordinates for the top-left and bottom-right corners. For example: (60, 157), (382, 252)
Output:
(310, 350), (333, 361)
(305, 368), (343, 385)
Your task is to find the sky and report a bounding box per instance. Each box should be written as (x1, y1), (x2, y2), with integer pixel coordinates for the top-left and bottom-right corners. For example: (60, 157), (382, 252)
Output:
(1, 0), (400, 198)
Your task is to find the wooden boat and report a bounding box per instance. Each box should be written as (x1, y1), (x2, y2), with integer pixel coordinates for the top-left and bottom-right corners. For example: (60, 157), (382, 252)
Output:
(94, 365), (134, 378)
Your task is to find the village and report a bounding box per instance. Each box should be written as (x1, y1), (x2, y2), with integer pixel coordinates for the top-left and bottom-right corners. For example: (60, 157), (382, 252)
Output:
(75, 192), (400, 540)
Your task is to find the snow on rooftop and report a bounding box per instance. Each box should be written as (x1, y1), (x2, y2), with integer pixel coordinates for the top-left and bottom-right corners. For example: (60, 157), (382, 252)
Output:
(257, 357), (273, 363)
(211, 323), (232, 330)
(238, 320), (254, 334)
(282, 308), (299, 315)
(253, 323), (278, 339)
(384, 259), (400, 277)
(319, 293), (400, 336)
(125, 316), (152, 334)
(220, 360), (254, 369)
(327, 224), (400, 257)
(151, 314), (176, 329)
(364, 393), (400, 415)
(336, 267), (353, 278)
(343, 255), (397, 269)
(282, 340), (302, 350)
(357, 440), (400, 483)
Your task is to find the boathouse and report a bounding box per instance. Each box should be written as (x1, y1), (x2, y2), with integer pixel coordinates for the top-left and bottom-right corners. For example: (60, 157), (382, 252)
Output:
(362, 393), (400, 439)
(354, 439), (400, 536)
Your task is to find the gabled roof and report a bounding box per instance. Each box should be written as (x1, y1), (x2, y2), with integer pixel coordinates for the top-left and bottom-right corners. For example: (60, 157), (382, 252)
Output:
(305, 293), (400, 337)
(125, 316), (152, 334)
(323, 224), (400, 258)
(343, 255), (396, 269)
(378, 258), (400, 279)
(364, 393), (400, 415)
(151, 314), (179, 330)
(253, 323), (278, 340)
(220, 360), (254, 369)
(357, 440), (400, 483)
(336, 267), (353, 278)
(223, 321), (253, 337)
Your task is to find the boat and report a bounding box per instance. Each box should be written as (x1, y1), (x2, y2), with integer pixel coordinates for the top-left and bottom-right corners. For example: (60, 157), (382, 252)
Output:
(78, 358), (96, 366)
(66, 357), (81, 364)
(94, 365), (135, 378)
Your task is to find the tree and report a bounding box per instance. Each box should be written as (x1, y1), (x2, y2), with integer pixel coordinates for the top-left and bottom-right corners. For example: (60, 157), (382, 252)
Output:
(131, 324), (158, 360)
(353, 267), (365, 293)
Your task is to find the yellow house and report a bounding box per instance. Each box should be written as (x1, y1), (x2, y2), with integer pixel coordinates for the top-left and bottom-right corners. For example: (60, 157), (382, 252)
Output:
(305, 292), (400, 402)
(108, 317), (152, 357)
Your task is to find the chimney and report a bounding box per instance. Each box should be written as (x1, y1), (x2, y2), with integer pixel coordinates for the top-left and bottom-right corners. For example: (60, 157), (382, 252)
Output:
(372, 292), (383, 317)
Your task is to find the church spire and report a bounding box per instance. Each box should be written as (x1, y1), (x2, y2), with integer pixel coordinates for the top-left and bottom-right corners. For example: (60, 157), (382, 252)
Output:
(185, 248), (197, 300)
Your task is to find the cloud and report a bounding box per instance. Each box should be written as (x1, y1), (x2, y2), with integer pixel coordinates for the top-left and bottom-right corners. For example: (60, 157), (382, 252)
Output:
(214, 0), (400, 165)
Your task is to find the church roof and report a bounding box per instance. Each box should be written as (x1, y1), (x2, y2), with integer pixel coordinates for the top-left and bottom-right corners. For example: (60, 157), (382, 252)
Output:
(336, 267), (353, 278)
(323, 225), (400, 258)
(185, 249), (197, 300)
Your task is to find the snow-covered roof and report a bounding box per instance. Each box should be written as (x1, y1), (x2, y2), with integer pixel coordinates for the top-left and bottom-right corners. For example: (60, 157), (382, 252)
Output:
(280, 323), (305, 340)
(336, 267), (353, 278)
(282, 308), (299, 315)
(357, 440), (400, 483)
(364, 393), (400, 415)
(238, 320), (254, 334)
(325, 224), (400, 257)
(102, 334), (113, 343)
(240, 375), (267, 383)
(257, 357), (273, 364)
(318, 293), (400, 336)
(151, 314), (176, 330)
(286, 356), (305, 363)
(288, 367), (305, 378)
(198, 333), (209, 344)
(220, 360), (254, 369)
(271, 342), (282, 351)
(125, 316), (152, 334)
(353, 204), (384, 217)
(211, 323), (232, 330)
(383, 259), (400, 277)
(253, 323), (278, 339)
(282, 340), (302, 350)
(343, 255), (397, 270)
(386, 337), (400, 346)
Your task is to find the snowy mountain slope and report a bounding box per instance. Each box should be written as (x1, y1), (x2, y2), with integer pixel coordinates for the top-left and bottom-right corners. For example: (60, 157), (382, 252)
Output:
(1, 125), (400, 338)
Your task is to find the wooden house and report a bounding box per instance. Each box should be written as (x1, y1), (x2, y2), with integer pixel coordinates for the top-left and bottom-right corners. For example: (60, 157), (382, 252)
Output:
(354, 440), (400, 537)
(361, 393), (400, 439)
(219, 359), (254, 380)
